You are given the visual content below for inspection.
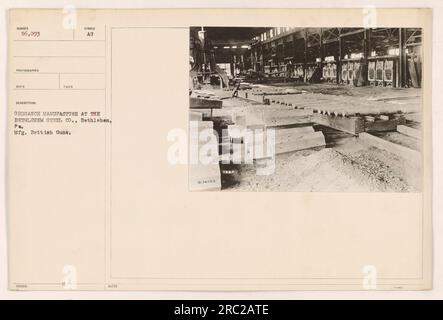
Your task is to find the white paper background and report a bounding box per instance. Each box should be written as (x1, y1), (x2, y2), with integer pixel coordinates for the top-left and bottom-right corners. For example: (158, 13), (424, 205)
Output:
(0, 0), (442, 299)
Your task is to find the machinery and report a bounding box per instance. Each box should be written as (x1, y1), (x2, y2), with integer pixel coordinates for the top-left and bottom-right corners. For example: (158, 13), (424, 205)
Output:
(189, 28), (230, 91)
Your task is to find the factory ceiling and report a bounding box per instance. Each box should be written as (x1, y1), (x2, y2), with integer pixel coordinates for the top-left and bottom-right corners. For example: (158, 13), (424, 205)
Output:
(190, 27), (269, 43)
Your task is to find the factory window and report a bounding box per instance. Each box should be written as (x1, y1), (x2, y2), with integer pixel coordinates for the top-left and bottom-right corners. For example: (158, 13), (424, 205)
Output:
(388, 48), (400, 56)
(350, 52), (363, 59)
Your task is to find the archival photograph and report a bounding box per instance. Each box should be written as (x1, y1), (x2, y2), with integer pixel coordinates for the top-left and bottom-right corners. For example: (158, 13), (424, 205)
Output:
(188, 27), (423, 192)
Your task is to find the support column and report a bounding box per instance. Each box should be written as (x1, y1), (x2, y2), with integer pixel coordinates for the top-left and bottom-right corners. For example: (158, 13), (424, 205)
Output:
(338, 29), (342, 83)
(363, 29), (370, 86)
(319, 28), (324, 62)
(399, 28), (407, 87)
(304, 29), (308, 82)
(251, 48), (255, 72)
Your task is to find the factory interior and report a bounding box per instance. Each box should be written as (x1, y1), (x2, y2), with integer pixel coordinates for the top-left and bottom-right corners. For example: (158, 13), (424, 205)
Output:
(189, 27), (423, 192)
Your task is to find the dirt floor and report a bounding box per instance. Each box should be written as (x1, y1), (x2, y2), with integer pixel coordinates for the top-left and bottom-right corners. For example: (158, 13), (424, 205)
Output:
(223, 134), (421, 192)
(256, 82), (422, 99)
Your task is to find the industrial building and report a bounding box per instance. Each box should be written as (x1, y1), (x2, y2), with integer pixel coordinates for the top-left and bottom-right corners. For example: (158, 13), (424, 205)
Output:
(189, 27), (423, 192)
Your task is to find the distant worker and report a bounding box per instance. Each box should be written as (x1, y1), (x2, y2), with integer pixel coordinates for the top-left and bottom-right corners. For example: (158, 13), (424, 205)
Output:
(286, 61), (294, 82)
